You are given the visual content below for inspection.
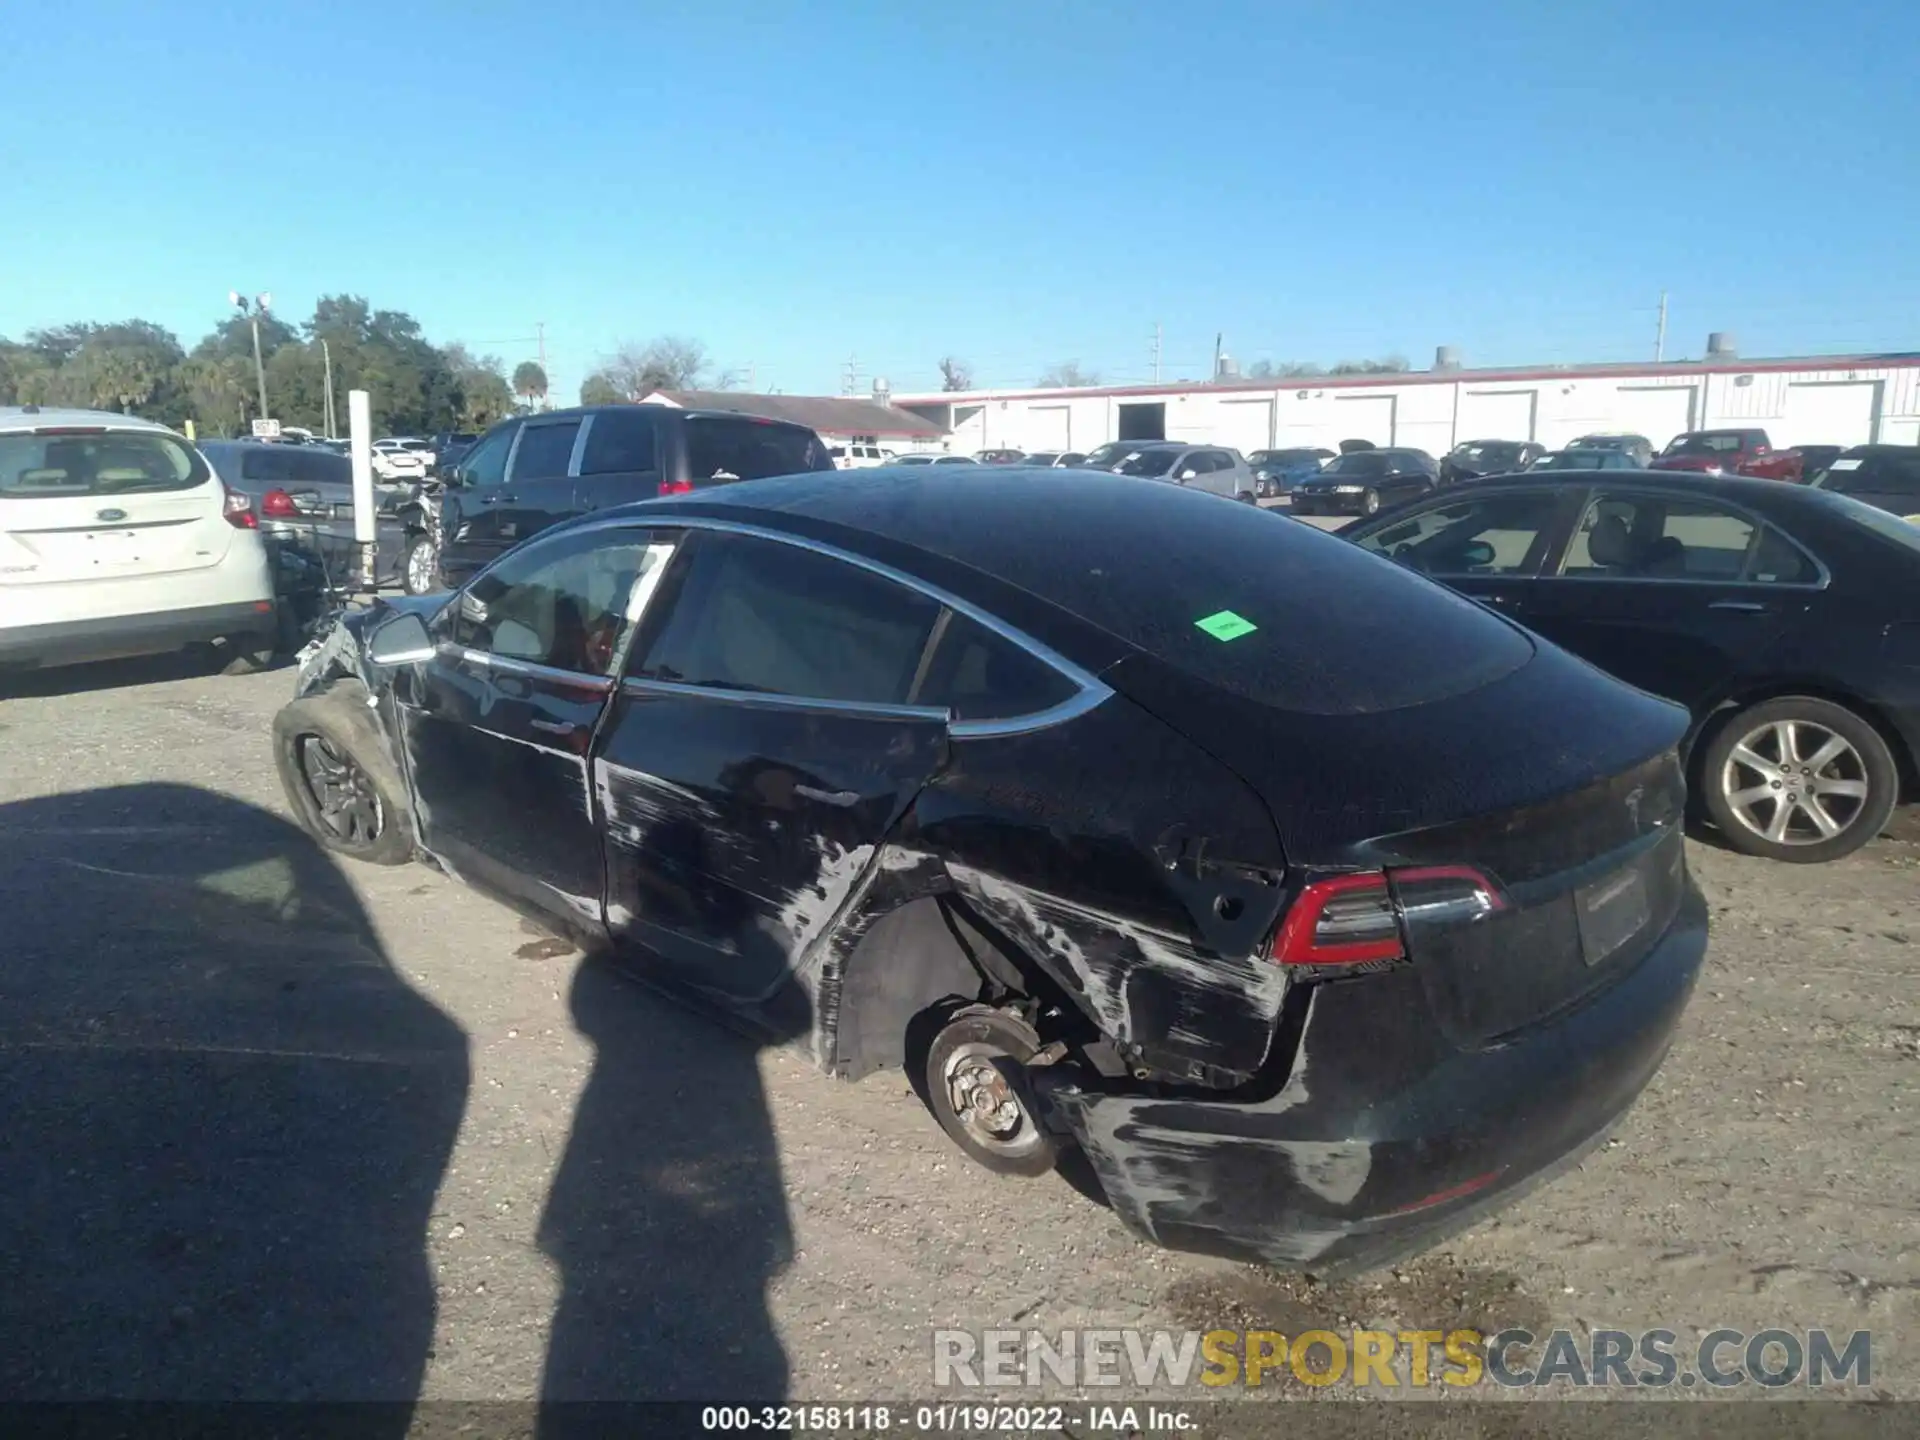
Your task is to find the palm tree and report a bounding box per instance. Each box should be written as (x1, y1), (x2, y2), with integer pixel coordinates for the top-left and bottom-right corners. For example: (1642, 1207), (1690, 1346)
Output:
(512, 361), (549, 412)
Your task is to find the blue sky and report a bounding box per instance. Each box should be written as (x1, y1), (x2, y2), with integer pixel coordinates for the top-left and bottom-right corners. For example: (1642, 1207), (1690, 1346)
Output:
(2, 0), (1914, 402)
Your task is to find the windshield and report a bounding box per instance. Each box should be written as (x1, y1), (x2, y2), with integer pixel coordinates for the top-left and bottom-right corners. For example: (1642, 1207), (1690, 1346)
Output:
(1255, 449), (1322, 467)
(1113, 449), (1180, 477)
(1319, 452), (1391, 477)
(0, 429), (210, 499)
(894, 454), (934, 464)
(1663, 432), (1746, 456)
(1083, 442), (1136, 467)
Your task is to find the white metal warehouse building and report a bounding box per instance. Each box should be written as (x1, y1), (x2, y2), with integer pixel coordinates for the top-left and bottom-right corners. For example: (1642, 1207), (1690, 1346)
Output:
(895, 346), (1920, 458)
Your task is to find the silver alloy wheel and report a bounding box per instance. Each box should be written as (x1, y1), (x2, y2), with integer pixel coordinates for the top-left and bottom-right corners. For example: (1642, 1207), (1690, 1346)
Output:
(297, 734), (385, 844)
(406, 538), (437, 595)
(1720, 717), (1870, 847)
(941, 1041), (1045, 1160)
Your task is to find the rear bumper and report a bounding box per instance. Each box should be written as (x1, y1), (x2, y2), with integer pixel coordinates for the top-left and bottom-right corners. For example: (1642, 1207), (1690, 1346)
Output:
(0, 599), (277, 669)
(1034, 883), (1707, 1275)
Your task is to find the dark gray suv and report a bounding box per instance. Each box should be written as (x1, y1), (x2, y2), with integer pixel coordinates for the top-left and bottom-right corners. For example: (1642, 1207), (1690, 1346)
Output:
(437, 405), (835, 589)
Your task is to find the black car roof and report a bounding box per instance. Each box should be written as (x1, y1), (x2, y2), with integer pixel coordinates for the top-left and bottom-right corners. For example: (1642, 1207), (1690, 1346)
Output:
(1437, 468), (1826, 506)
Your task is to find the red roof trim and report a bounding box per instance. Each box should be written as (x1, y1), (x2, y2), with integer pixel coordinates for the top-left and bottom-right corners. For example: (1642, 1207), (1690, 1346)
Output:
(896, 353), (1920, 408)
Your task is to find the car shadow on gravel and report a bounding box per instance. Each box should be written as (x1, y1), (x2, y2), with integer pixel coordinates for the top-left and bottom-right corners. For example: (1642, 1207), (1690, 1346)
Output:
(0, 783), (468, 1421)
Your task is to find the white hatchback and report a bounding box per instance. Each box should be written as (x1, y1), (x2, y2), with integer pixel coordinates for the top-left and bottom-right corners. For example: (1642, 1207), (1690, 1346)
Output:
(0, 407), (278, 673)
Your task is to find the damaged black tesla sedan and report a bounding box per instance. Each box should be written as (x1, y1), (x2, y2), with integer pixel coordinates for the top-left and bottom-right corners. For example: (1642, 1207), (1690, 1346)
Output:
(274, 465), (1707, 1274)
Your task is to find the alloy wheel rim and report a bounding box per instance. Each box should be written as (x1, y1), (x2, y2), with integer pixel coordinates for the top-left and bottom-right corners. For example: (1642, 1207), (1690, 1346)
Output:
(1721, 718), (1869, 846)
(297, 734), (384, 844)
(942, 1041), (1043, 1157)
(408, 541), (435, 593)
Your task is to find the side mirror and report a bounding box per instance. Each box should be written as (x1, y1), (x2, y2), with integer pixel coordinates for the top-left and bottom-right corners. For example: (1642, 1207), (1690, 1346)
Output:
(1179, 468), (1198, 481)
(367, 611), (435, 666)
(1458, 540), (1497, 569)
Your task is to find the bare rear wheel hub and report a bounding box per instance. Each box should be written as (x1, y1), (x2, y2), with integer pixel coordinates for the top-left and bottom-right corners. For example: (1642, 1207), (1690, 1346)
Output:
(942, 1041), (1044, 1157)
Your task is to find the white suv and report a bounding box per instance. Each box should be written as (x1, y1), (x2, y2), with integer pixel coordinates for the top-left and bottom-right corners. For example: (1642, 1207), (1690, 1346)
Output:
(0, 407), (278, 674)
(827, 442), (896, 470)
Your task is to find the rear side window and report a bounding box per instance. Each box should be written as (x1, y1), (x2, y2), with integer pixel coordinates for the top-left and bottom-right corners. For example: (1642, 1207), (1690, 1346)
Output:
(1561, 494), (1817, 583)
(636, 533), (941, 704)
(912, 613), (1077, 722)
(0, 430), (208, 498)
(685, 418), (833, 482)
(511, 420), (581, 481)
(580, 409), (660, 476)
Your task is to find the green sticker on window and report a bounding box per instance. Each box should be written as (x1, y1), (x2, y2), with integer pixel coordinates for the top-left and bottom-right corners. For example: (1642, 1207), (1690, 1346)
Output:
(1195, 609), (1257, 641)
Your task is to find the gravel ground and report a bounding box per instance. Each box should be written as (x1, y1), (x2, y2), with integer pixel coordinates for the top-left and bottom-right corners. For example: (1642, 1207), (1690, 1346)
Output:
(0, 652), (1915, 1417)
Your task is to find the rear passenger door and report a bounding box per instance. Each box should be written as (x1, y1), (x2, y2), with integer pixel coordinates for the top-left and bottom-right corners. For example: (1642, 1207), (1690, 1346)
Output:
(489, 415), (583, 550)
(1521, 489), (1823, 713)
(596, 530), (951, 1008)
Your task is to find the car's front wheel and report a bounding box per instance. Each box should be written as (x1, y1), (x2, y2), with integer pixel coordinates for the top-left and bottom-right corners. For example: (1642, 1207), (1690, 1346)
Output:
(1700, 696), (1898, 863)
(273, 684), (415, 866)
(922, 1005), (1058, 1177)
(1361, 487), (1381, 516)
(402, 533), (440, 596)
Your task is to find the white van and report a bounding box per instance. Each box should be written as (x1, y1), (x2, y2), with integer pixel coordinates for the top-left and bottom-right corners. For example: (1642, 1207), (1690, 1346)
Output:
(0, 407), (278, 674)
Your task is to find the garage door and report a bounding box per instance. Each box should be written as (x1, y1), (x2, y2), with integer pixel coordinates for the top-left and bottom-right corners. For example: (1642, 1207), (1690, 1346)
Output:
(1779, 382), (1881, 448)
(1022, 404), (1072, 451)
(1216, 398), (1275, 453)
(1455, 389), (1537, 443)
(1334, 394), (1396, 445)
(1612, 386), (1698, 449)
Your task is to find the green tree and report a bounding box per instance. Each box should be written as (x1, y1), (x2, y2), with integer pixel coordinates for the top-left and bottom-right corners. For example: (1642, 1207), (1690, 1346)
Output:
(511, 361), (549, 410)
(580, 371), (624, 407)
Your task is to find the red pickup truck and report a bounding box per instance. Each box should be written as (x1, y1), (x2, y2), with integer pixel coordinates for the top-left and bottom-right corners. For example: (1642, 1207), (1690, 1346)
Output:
(1649, 428), (1772, 473)
(1736, 443), (1845, 483)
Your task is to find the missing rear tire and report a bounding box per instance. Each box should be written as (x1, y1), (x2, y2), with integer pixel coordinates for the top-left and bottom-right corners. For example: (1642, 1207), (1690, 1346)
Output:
(922, 1006), (1058, 1178)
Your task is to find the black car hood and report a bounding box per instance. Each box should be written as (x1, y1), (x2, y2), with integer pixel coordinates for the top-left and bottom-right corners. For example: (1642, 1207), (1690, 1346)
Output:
(1103, 641), (1688, 865)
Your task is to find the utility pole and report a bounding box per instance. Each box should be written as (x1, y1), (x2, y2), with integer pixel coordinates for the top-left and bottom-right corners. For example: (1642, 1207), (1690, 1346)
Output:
(229, 291), (272, 421)
(1151, 323), (1162, 384)
(1213, 332), (1224, 380)
(321, 338), (337, 438)
(842, 355), (860, 397)
(1655, 291), (1668, 363)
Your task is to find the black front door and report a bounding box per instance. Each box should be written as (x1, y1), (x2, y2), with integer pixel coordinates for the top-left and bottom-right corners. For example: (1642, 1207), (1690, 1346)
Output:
(438, 419), (521, 584)
(393, 526), (661, 929)
(1520, 489), (1819, 713)
(1345, 486), (1575, 625)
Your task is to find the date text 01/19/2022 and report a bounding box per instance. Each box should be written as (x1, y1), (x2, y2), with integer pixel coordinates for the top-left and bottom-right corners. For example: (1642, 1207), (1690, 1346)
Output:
(699, 1404), (1196, 1433)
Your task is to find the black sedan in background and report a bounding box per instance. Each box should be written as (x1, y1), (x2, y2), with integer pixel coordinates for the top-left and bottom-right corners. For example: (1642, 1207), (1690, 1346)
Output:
(1440, 439), (1545, 485)
(1344, 470), (1920, 862)
(1810, 445), (1920, 516)
(275, 466), (1703, 1274)
(1291, 447), (1440, 516)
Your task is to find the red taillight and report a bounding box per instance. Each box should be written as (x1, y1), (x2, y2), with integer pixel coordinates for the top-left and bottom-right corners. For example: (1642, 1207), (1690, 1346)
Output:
(1270, 866), (1504, 967)
(261, 487), (301, 519)
(222, 485), (258, 529)
(658, 479), (695, 496)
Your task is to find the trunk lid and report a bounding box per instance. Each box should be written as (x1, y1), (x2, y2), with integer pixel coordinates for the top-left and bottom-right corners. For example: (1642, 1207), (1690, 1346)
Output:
(0, 427), (230, 586)
(1106, 640), (1692, 1044)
